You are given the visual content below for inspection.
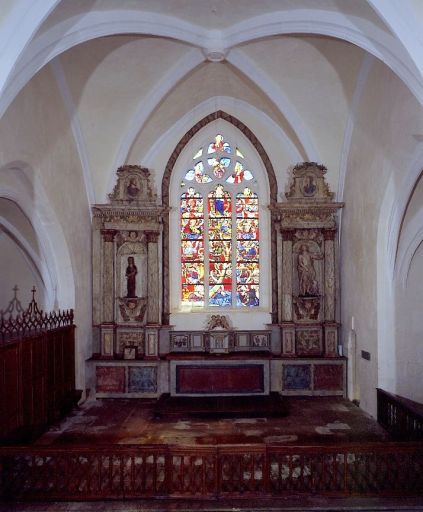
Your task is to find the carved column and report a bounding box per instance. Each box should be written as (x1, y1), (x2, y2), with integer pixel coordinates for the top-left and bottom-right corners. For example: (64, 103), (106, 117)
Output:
(100, 229), (116, 358)
(145, 231), (160, 359)
(281, 229), (294, 322)
(280, 229), (296, 356)
(146, 231), (160, 324)
(101, 229), (116, 323)
(323, 229), (336, 321)
(323, 229), (338, 357)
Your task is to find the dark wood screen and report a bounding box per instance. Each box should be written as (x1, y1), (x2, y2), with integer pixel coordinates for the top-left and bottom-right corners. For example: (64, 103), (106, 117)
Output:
(0, 289), (78, 443)
(377, 388), (423, 441)
(1, 442), (422, 500)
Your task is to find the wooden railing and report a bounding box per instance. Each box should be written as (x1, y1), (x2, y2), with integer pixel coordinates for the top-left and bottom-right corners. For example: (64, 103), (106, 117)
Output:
(0, 442), (422, 500)
(0, 288), (78, 443)
(377, 388), (423, 441)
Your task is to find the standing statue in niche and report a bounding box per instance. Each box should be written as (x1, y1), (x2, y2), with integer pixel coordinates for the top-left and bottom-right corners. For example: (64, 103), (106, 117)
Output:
(125, 256), (138, 298)
(297, 244), (322, 296)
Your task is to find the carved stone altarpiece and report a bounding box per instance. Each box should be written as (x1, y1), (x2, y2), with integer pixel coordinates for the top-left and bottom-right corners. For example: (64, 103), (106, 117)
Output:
(92, 166), (165, 360)
(272, 162), (343, 357)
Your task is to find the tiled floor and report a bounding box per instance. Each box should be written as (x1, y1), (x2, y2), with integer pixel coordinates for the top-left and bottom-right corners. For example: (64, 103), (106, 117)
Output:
(35, 396), (390, 447)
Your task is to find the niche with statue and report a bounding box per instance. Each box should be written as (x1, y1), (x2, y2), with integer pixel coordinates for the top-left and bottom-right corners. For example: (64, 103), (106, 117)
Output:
(92, 165), (164, 361)
(273, 162), (343, 358)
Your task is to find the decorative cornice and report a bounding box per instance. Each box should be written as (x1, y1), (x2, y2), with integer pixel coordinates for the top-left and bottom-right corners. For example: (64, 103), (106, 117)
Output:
(271, 202), (344, 229)
(93, 205), (166, 221)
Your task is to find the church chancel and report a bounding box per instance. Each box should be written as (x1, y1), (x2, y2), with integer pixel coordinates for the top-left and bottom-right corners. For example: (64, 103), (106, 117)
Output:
(91, 138), (345, 400)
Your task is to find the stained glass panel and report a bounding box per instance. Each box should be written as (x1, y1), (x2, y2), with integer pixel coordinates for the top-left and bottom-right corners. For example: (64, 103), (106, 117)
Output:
(237, 218), (259, 239)
(209, 262), (232, 284)
(236, 189), (258, 218)
(209, 240), (232, 260)
(236, 262), (259, 284)
(208, 185), (231, 217)
(207, 134), (231, 154)
(194, 162), (213, 183)
(181, 190), (203, 217)
(180, 134), (260, 308)
(237, 285), (259, 307)
(182, 262), (205, 284)
(181, 218), (204, 239)
(209, 218), (232, 239)
(182, 284), (204, 304)
(181, 240), (204, 260)
(226, 161), (254, 184)
(208, 157), (230, 178)
(237, 241), (259, 260)
(209, 284), (232, 307)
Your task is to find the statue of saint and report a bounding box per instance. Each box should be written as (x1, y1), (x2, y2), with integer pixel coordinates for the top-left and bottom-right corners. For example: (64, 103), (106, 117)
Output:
(297, 244), (322, 296)
(125, 256), (138, 298)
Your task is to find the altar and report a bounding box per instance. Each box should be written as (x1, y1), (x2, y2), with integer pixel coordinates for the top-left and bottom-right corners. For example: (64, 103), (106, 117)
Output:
(90, 163), (346, 400)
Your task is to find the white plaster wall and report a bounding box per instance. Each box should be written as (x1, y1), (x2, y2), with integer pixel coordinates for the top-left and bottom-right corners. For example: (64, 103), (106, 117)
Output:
(0, 198), (42, 259)
(59, 36), (191, 201)
(341, 58), (423, 416)
(239, 36), (364, 194)
(394, 241), (423, 403)
(127, 61), (301, 199)
(0, 233), (45, 311)
(0, 65), (92, 394)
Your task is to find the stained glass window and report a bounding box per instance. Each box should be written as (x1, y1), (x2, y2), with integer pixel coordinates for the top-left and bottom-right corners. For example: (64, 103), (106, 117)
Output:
(180, 134), (259, 308)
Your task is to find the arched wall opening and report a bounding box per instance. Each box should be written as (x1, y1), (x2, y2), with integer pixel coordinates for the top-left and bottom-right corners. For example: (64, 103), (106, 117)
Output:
(0, 162), (75, 311)
(161, 111), (278, 327)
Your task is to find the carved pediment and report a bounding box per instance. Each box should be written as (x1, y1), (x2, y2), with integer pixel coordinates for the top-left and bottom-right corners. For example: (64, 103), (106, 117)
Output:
(285, 162), (334, 202)
(109, 165), (156, 205)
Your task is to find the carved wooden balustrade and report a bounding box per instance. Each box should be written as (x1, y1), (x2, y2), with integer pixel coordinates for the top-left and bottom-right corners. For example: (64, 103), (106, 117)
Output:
(377, 388), (423, 441)
(0, 288), (78, 443)
(0, 442), (422, 500)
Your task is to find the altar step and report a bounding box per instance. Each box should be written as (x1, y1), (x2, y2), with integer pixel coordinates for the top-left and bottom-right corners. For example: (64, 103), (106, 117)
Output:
(154, 391), (288, 419)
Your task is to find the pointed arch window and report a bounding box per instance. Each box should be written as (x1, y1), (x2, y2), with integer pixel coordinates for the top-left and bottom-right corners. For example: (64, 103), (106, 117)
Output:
(180, 134), (260, 308)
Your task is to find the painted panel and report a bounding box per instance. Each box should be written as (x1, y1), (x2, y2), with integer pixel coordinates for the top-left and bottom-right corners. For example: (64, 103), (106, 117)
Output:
(176, 364), (264, 394)
(296, 329), (322, 356)
(283, 364), (311, 390)
(128, 366), (157, 393)
(314, 364), (344, 390)
(96, 366), (125, 393)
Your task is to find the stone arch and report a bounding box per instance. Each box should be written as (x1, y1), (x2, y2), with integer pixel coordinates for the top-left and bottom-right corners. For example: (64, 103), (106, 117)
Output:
(161, 110), (278, 324)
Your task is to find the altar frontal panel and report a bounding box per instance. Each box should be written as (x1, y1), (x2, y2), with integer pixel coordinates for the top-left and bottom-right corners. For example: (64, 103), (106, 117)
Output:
(171, 360), (269, 396)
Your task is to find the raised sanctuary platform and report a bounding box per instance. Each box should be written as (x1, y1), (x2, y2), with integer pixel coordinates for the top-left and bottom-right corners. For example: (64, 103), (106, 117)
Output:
(154, 392), (287, 419)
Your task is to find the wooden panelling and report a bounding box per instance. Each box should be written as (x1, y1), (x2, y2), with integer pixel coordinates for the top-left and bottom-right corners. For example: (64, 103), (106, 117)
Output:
(0, 326), (77, 443)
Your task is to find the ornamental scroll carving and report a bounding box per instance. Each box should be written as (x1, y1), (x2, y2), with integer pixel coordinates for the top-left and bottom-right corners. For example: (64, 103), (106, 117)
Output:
(276, 162), (343, 358)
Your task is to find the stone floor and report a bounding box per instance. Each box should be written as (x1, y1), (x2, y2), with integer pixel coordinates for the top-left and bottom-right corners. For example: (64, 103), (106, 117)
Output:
(35, 396), (390, 447)
(4, 398), (423, 511)
(2, 496), (423, 511)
